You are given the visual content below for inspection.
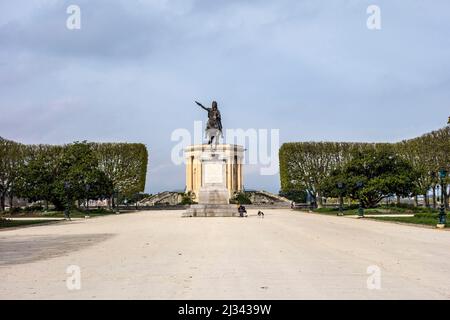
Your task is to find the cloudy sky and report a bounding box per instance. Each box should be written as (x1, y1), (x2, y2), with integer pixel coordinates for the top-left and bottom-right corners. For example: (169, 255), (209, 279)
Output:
(1, 0), (449, 194)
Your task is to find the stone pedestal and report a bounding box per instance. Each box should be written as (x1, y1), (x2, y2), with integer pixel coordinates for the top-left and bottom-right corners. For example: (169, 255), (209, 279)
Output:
(185, 144), (244, 202)
(184, 148), (239, 217)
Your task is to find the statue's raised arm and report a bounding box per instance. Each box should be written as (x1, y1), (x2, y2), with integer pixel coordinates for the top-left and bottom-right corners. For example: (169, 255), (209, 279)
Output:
(195, 101), (208, 111)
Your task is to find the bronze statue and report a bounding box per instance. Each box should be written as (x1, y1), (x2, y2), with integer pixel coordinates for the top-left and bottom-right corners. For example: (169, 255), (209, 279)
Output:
(195, 100), (223, 145)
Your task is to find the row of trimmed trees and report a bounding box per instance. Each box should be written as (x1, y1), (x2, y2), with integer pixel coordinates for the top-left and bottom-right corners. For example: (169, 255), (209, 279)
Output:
(0, 139), (148, 212)
(279, 126), (449, 208)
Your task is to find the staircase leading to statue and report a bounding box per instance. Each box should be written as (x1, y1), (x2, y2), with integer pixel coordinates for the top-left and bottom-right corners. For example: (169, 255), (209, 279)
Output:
(245, 190), (291, 207)
(138, 192), (182, 206)
(136, 190), (291, 210)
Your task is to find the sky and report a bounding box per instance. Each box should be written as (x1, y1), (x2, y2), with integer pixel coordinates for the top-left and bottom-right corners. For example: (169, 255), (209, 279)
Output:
(0, 0), (449, 194)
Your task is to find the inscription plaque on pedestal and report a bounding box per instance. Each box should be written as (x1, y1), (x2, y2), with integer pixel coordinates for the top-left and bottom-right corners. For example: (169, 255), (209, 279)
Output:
(204, 163), (223, 184)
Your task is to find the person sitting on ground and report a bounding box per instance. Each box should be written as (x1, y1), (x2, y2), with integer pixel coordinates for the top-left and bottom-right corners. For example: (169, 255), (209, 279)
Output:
(238, 204), (247, 217)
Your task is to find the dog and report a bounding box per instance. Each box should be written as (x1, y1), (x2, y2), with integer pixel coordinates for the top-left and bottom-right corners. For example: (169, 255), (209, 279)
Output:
(257, 210), (264, 218)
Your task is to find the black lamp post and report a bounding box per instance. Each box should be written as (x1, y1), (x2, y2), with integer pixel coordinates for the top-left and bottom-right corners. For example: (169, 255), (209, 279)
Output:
(64, 181), (71, 221)
(356, 181), (364, 218)
(437, 168), (447, 228)
(337, 182), (344, 216)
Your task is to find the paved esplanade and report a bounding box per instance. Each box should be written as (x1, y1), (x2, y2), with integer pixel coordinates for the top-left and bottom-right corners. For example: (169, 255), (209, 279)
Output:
(1, 210), (449, 299)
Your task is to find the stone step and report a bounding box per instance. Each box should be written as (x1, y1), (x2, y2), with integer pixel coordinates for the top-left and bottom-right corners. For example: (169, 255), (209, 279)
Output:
(184, 204), (239, 217)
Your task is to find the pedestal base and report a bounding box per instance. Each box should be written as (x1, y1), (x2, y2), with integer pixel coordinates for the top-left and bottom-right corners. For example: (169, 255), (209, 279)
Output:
(198, 186), (229, 205)
(436, 224), (446, 229)
(184, 204), (239, 217)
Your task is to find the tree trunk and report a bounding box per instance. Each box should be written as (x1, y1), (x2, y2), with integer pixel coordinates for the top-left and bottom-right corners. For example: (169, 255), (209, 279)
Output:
(424, 193), (429, 208)
(447, 185), (450, 210)
(444, 184), (449, 210)
(9, 194), (14, 210)
(317, 191), (323, 208)
(413, 195), (418, 207)
(396, 195), (401, 206)
(0, 193), (5, 212)
(432, 186), (436, 209)
(45, 200), (49, 211)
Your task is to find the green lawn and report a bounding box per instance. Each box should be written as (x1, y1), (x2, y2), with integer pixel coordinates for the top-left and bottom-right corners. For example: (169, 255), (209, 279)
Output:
(0, 219), (60, 229)
(312, 205), (439, 216)
(2, 208), (116, 219)
(41, 208), (115, 218)
(0, 208), (116, 229)
(368, 214), (445, 227)
(308, 206), (446, 227)
(312, 207), (400, 216)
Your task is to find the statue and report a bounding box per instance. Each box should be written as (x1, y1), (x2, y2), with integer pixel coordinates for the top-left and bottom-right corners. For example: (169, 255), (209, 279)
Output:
(195, 100), (223, 147)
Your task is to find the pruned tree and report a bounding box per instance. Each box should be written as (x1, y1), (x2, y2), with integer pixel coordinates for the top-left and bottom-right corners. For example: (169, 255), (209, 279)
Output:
(0, 137), (26, 212)
(321, 149), (418, 208)
(1, 137), (148, 212)
(280, 142), (365, 207)
(16, 144), (63, 210)
(93, 143), (148, 201)
(397, 126), (449, 209)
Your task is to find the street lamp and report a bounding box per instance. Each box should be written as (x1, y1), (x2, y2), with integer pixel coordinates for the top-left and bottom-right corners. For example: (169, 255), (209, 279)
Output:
(64, 181), (71, 221)
(437, 168), (447, 228)
(337, 182), (344, 216)
(356, 181), (364, 218)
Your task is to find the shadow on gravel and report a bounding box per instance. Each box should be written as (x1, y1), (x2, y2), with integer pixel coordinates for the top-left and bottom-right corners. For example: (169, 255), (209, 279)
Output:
(0, 233), (115, 265)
